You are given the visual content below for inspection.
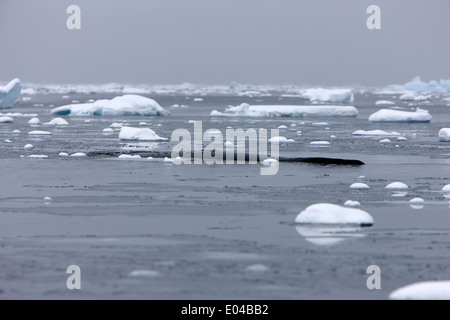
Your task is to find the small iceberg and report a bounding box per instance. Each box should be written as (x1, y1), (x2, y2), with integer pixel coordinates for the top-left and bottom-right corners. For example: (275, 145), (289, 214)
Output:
(438, 128), (450, 142)
(0, 78), (22, 109)
(369, 109), (431, 122)
(43, 118), (69, 126)
(375, 100), (395, 105)
(28, 130), (51, 135)
(399, 92), (430, 101)
(0, 116), (14, 123)
(350, 183), (370, 190)
(352, 130), (401, 136)
(310, 141), (330, 145)
(295, 203), (373, 226)
(27, 155), (48, 159)
(300, 88), (354, 104)
(71, 152), (86, 157)
(344, 200), (360, 208)
(389, 281), (450, 300)
(118, 154), (141, 160)
(51, 95), (170, 116)
(385, 182), (409, 189)
(119, 126), (168, 141)
(210, 103), (358, 117)
(28, 117), (41, 125)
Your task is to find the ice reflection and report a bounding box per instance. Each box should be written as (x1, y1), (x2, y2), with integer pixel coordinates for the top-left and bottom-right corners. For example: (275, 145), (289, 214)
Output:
(295, 225), (367, 246)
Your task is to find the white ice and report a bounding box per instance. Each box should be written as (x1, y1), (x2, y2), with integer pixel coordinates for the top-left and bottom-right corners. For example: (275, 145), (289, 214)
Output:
(71, 152), (86, 157)
(211, 103), (358, 118)
(344, 200), (361, 208)
(119, 126), (168, 141)
(118, 154), (142, 160)
(28, 118), (41, 125)
(28, 130), (51, 135)
(389, 281), (450, 300)
(438, 128), (450, 142)
(295, 203), (373, 226)
(352, 130), (401, 136)
(399, 92), (430, 101)
(43, 118), (69, 126)
(369, 109), (431, 122)
(310, 141), (330, 145)
(23, 144), (34, 150)
(375, 100), (395, 105)
(385, 182), (409, 189)
(300, 88), (354, 104)
(350, 183), (370, 189)
(27, 155), (48, 159)
(0, 116), (14, 123)
(0, 78), (22, 109)
(409, 197), (424, 204)
(51, 95), (170, 117)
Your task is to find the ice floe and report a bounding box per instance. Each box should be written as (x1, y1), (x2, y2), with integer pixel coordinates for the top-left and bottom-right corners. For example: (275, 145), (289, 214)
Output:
(350, 183), (370, 190)
(28, 118), (41, 125)
(438, 128), (450, 142)
(51, 95), (170, 116)
(118, 154), (142, 160)
(379, 139), (391, 143)
(295, 203), (373, 226)
(43, 118), (69, 126)
(375, 100), (395, 105)
(27, 155), (48, 159)
(119, 126), (168, 141)
(23, 144), (34, 150)
(369, 109), (431, 122)
(28, 130), (51, 135)
(300, 88), (354, 104)
(389, 281), (450, 300)
(59, 152), (69, 157)
(344, 200), (360, 208)
(352, 130), (401, 136)
(399, 92), (430, 101)
(210, 103), (358, 117)
(385, 182), (409, 189)
(0, 78), (22, 109)
(310, 141), (330, 145)
(0, 116), (14, 123)
(70, 152), (86, 157)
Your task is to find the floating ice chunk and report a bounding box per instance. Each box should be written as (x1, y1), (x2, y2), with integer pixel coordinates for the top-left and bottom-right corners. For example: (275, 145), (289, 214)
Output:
(59, 152), (69, 157)
(409, 197), (424, 204)
(28, 118), (41, 125)
(13, 130), (20, 133)
(43, 197), (52, 201)
(193, 98), (204, 102)
(385, 182), (409, 189)
(4, 139), (12, 143)
(0, 78), (22, 109)
(300, 88), (354, 104)
(310, 141), (330, 145)
(103, 128), (114, 133)
(0, 116), (14, 123)
(296, 131), (302, 135)
(119, 126), (167, 141)
(28, 130), (51, 135)
(438, 128), (450, 142)
(397, 136), (408, 141)
(139, 122), (147, 125)
(350, 183), (370, 189)
(22, 97), (31, 101)
(312, 122), (329, 126)
(51, 95), (170, 116)
(24, 144), (34, 150)
(379, 139), (391, 143)
(290, 123), (297, 127)
(295, 203), (373, 226)
(118, 154), (142, 159)
(441, 184), (450, 192)
(277, 125), (288, 129)
(389, 281), (450, 300)
(0, 112), (37, 117)
(71, 152), (86, 157)
(269, 136), (294, 143)
(211, 103), (358, 117)
(170, 104), (189, 108)
(375, 100), (395, 105)
(399, 92), (430, 101)
(110, 122), (123, 129)
(352, 130), (401, 136)
(43, 117), (69, 126)
(27, 155), (48, 158)
(163, 157), (174, 163)
(62, 95), (70, 99)
(330, 135), (336, 138)
(245, 264), (270, 272)
(344, 200), (360, 208)
(128, 270), (160, 278)
(369, 109), (431, 122)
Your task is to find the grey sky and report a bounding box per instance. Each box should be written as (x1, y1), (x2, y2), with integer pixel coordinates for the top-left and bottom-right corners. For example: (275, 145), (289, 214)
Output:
(0, 0), (449, 86)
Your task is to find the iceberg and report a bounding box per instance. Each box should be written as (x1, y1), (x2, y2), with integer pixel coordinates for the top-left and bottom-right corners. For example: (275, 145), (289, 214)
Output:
(352, 130), (401, 136)
(0, 116), (14, 123)
(399, 92), (430, 101)
(295, 203), (373, 226)
(350, 183), (370, 189)
(300, 88), (354, 104)
(0, 78), (22, 109)
(211, 103), (358, 118)
(369, 109), (431, 122)
(119, 126), (168, 141)
(389, 281), (450, 300)
(51, 95), (170, 117)
(385, 182), (409, 189)
(386, 76), (450, 93)
(438, 128), (450, 142)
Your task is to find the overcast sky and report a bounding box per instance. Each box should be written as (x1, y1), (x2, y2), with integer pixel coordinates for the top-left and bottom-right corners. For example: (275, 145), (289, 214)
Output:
(0, 0), (449, 86)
